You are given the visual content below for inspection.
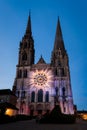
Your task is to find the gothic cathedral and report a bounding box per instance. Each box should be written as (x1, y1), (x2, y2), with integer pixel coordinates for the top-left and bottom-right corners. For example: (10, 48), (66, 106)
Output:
(12, 15), (74, 115)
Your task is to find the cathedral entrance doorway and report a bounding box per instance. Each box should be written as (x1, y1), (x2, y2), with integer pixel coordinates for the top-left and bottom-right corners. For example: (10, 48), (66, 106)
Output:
(37, 110), (42, 115)
(30, 110), (34, 116)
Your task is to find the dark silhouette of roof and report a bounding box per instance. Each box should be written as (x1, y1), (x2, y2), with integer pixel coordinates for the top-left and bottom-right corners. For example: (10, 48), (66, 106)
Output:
(37, 55), (46, 64)
(0, 102), (18, 110)
(77, 110), (87, 113)
(0, 89), (16, 96)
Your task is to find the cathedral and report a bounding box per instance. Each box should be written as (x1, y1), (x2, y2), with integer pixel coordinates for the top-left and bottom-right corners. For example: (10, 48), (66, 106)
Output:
(12, 14), (74, 116)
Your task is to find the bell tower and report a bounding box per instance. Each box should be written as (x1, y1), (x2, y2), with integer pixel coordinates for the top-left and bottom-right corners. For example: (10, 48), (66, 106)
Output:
(51, 18), (69, 77)
(18, 14), (35, 66)
(12, 14), (35, 114)
(12, 14), (35, 95)
(51, 18), (74, 114)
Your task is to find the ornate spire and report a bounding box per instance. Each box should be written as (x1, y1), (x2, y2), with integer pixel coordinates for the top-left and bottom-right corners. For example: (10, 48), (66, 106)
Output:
(54, 17), (65, 52)
(18, 13), (35, 66)
(25, 12), (32, 37)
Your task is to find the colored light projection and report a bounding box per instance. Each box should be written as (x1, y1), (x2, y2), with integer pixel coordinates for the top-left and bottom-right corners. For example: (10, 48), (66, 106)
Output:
(29, 69), (53, 89)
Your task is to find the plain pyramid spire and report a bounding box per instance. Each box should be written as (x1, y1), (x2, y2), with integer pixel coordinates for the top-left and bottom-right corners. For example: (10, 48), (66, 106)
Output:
(54, 17), (65, 52)
(56, 17), (63, 39)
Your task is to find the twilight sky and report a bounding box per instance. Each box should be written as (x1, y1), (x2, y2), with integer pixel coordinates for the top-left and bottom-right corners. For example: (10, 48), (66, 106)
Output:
(0, 0), (87, 110)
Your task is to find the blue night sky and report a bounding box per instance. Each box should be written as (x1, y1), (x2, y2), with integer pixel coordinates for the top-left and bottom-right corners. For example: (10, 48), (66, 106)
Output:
(0, 0), (87, 110)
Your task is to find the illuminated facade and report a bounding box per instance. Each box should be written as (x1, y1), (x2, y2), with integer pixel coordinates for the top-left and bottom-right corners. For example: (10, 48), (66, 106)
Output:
(12, 15), (74, 115)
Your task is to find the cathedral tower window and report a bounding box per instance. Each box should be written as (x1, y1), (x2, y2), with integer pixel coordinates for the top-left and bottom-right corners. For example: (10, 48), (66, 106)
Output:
(38, 89), (43, 102)
(61, 68), (64, 76)
(31, 91), (35, 102)
(23, 42), (27, 48)
(55, 68), (57, 75)
(16, 91), (20, 97)
(22, 52), (27, 61)
(59, 68), (64, 77)
(21, 91), (26, 98)
(23, 69), (27, 78)
(45, 91), (49, 102)
(17, 70), (22, 78)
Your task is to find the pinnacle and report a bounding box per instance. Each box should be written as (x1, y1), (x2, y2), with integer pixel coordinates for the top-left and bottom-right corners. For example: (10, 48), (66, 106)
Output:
(54, 17), (65, 52)
(56, 17), (63, 38)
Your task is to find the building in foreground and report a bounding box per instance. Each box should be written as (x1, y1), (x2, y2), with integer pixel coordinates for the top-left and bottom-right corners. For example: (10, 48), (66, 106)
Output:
(12, 15), (74, 115)
(0, 89), (17, 116)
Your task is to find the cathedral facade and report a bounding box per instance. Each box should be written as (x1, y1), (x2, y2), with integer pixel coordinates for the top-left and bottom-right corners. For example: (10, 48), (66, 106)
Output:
(12, 15), (74, 115)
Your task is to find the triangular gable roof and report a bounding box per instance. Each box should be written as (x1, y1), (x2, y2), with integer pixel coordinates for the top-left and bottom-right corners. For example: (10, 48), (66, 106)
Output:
(37, 55), (46, 64)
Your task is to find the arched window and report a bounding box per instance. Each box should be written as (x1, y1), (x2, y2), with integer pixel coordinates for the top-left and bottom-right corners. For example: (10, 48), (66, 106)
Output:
(45, 91), (49, 102)
(31, 91), (35, 102)
(59, 68), (64, 77)
(17, 70), (22, 78)
(55, 68), (57, 76)
(55, 87), (58, 96)
(22, 52), (27, 61)
(61, 68), (64, 76)
(24, 42), (27, 48)
(62, 87), (65, 97)
(23, 69), (27, 78)
(21, 91), (25, 98)
(38, 89), (43, 102)
(16, 91), (19, 97)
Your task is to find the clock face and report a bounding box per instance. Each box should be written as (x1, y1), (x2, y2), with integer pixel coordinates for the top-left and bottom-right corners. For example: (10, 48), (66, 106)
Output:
(29, 69), (53, 89)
